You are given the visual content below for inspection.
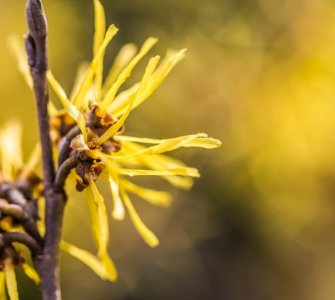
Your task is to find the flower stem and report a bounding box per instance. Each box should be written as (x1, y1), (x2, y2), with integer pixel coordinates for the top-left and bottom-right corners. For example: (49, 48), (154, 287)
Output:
(25, 1), (66, 299)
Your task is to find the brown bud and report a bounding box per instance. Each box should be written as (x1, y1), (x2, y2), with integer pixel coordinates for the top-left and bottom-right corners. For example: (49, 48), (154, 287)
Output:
(26, 0), (48, 39)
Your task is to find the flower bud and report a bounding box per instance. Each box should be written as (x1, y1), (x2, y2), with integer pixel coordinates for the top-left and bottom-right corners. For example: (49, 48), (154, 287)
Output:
(26, 0), (48, 39)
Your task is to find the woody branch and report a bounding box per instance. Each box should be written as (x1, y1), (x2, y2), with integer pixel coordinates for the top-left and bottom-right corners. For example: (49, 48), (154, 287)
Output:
(24, 0), (78, 299)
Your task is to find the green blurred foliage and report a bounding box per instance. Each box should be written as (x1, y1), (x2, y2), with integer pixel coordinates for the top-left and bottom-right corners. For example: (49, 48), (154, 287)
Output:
(2, 0), (335, 299)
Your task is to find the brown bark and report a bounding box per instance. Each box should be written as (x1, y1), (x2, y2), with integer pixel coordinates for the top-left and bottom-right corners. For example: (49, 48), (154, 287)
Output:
(25, 1), (69, 299)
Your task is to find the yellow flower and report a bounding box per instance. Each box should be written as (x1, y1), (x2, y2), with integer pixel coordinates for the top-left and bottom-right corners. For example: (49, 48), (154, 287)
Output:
(0, 122), (41, 300)
(2, 259), (19, 300)
(10, 0), (221, 283)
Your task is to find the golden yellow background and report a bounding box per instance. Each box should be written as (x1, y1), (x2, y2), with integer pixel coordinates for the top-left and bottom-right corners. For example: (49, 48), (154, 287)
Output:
(2, 0), (335, 299)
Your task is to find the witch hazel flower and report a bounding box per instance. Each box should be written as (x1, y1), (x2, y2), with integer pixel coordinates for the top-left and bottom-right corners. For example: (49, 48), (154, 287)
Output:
(10, 0), (221, 286)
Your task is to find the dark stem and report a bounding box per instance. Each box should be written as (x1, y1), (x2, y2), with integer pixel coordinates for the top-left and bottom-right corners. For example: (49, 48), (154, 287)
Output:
(0, 185), (43, 244)
(0, 232), (41, 254)
(34, 191), (65, 300)
(57, 125), (82, 167)
(26, 0), (53, 187)
(55, 156), (79, 192)
(25, 1), (67, 300)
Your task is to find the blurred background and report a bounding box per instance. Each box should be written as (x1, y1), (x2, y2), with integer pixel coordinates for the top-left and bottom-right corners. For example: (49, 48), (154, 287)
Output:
(2, 0), (335, 299)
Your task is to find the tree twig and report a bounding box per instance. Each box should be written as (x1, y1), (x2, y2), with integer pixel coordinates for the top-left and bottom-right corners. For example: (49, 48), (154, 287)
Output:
(26, 1), (66, 299)
(26, 0), (54, 188)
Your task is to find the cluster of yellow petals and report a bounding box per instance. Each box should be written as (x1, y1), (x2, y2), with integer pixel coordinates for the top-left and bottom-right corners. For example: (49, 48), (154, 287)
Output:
(8, 0), (221, 288)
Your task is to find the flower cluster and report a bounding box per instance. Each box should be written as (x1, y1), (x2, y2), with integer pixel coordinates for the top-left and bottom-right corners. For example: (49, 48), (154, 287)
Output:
(5, 0), (221, 296)
(0, 122), (41, 300)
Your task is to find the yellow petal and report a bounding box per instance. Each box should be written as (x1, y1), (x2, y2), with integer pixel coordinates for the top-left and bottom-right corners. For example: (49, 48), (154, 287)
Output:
(118, 141), (194, 189)
(119, 141), (188, 168)
(22, 264), (40, 284)
(61, 241), (117, 282)
(151, 173), (193, 190)
(107, 83), (140, 116)
(93, 0), (106, 57)
(61, 241), (105, 278)
(97, 55), (160, 145)
(118, 134), (222, 149)
(134, 49), (187, 111)
(47, 71), (88, 141)
(8, 35), (33, 89)
(120, 189), (159, 247)
(0, 121), (23, 181)
(110, 49), (186, 116)
(86, 181), (109, 257)
(122, 180), (172, 207)
(119, 167), (200, 177)
(183, 138), (222, 149)
(116, 140), (194, 171)
(19, 143), (41, 180)
(0, 271), (6, 300)
(72, 25), (119, 109)
(4, 261), (19, 300)
(93, 0), (106, 101)
(47, 70), (69, 104)
(98, 159), (125, 220)
(108, 174), (125, 220)
(113, 134), (222, 164)
(145, 49), (187, 95)
(70, 62), (90, 101)
(100, 253), (118, 282)
(14, 243), (40, 285)
(103, 43), (138, 94)
(100, 37), (158, 110)
(114, 133), (208, 157)
(117, 136), (170, 144)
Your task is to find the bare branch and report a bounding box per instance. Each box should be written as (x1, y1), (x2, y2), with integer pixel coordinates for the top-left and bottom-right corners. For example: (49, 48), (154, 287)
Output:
(26, 0), (54, 188)
(26, 1), (65, 299)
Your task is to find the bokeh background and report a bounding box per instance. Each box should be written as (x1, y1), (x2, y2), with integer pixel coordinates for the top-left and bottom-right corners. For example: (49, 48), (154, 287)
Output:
(2, 0), (335, 299)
